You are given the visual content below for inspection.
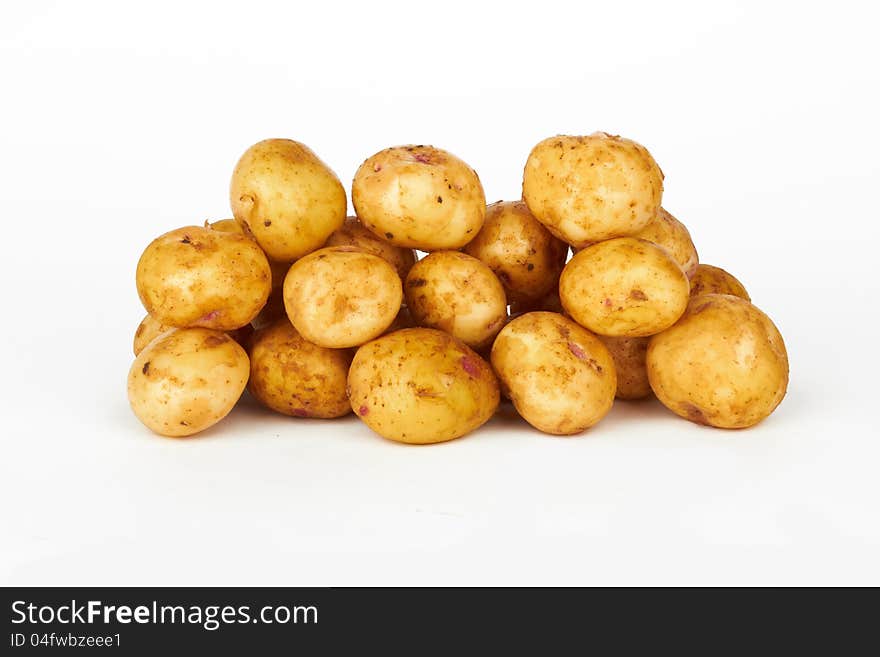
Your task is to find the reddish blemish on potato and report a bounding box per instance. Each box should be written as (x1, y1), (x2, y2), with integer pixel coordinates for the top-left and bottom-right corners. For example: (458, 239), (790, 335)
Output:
(681, 402), (709, 425)
(413, 153), (432, 164)
(373, 163), (382, 172)
(629, 289), (647, 301)
(199, 310), (221, 323)
(460, 356), (480, 377)
(604, 298), (613, 308)
(568, 342), (587, 360)
(292, 408), (311, 417)
(203, 334), (228, 347)
(358, 405), (369, 416)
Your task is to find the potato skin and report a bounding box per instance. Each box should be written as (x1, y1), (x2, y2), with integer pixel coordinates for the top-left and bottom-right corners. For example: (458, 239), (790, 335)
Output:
(689, 264), (750, 301)
(206, 217), (290, 291)
(133, 314), (174, 356)
(324, 216), (417, 280)
(248, 320), (352, 418)
(404, 251), (507, 350)
(283, 246), (402, 348)
(348, 328), (499, 444)
(352, 145), (486, 250)
(128, 328), (249, 437)
(632, 207), (699, 278)
(522, 133), (664, 246)
(136, 226), (272, 331)
(463, 200), (568, 304)
(559, 237), (689, 337)
(491, 312), (616, 435)
(647, 294), (788, 428)
(230, 138), (346, 262)
(597, 335), (651, 400)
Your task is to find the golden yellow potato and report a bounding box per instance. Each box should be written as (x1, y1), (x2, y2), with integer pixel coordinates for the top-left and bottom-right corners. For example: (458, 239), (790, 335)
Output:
(522, 133), (664, 246)
(463, 200), (568, 304)
(230, 138), (346, 262)
(632, 207), (699, 278)
(647, 294), (788, 428)
(490, 312), (616, 435)
(206, 217), (290, 291)
(597, 335), (651, 400)
(136, 226), (272, 331)
(283, 246), (402, 348)
(248, 320), (351, 418)
(559, 237), (689, 337)
(324, 216), (417, 280)
(689, 264), (750, 301)
(351, 145), (486, 250)
(348, 328), (499, 444)
(404, 251), (507, 350)
(204, 217), (243, 234)
(133, 314), (174, 356)
(128, 328), (249, 437)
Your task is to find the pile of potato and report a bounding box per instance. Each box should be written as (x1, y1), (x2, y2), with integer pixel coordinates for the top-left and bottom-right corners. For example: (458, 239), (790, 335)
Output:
(128, 133), (789, 443)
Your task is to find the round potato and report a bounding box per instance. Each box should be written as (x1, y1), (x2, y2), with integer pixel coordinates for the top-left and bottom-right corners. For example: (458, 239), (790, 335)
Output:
(348, 328), (499, 444)
(463, 200), (568, 304)
(128, 328), (249, 437)
(283, 246), (402, 348)
(230, 138), (346, 262)
(631, 207), (699, 278)
(206, 217), (290, 290)
(490, 312), (616, 435)
(597, 335), (651, 400)
(647, 294), (788, 428)
(351, 145), (486, 250)
(136, 226), (272, 331)
(133, 314), (174, 356)
(404, 251), (507, 350)
(522, 132), (664, 246)
(689, 264), (750, 301)
(248, 320), (351, 418)
(559, 237), (689, 337)
(324, 216), (417, 280)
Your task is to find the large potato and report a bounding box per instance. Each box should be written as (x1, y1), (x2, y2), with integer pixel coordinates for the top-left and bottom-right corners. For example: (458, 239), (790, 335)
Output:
(490, 312), (616, 435)
(597, 335), (651, 400)
(631, 207), (699, 278)
(647, 294), (788, 428)
(283, 246), (402, 348)
(324, 216), (417, 280)
(404, 251), (507, 350)
(351, 145), (486, 250)
(136, 226), (271, 331)
(128, 328), (249, 437)
(348, 328), (499, 444)
(559, 237), (689, 337)
(248, 320), (351, 418)
(463, 200), (568, 304)
(689, 264), (750, 301)
(522, 132), (664, 246)
(230, 138), (346, 262)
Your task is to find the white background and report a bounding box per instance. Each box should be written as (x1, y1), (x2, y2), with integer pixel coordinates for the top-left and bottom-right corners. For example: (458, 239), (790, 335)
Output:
(1, 0), (878, 586)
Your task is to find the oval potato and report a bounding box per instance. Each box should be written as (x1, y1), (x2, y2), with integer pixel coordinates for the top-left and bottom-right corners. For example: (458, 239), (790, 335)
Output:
(632, 207), (699, 278)
(324, 216), (417, 280)
(689, 264), (750, 301)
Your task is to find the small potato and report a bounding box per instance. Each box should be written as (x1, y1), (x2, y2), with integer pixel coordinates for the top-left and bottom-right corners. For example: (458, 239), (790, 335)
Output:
(597, 335), (651, 400)
(689, 264), (750, 301)
(647, 294), (788, 428)
(631, 208), (699, 278)
(283, 246), (402, 348)
(206, 217), (291, 290)
(522, 132), (664, 246)
(490, 312), (616, 435)
(133, 314), (174, 356)
(352, 145), (486, 250)
(136, 226), (272, 331)
(230, 138), (346, 262)
(248, 320), (352, 418)
(204, 217), (243, 234)
(559, 237), (689, 337)
(128, 328), (249, 437)
(463, 200), (568, 304)
(405, 251), (507, 350)
(348, 328), (499, 444)
(324, 216), (417, 280)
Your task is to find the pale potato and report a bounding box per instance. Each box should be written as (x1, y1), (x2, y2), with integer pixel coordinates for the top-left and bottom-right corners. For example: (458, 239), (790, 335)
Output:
(133, 314), (174, 356)
(689, 264), (750, 301)
(559, 237), (689, 337)
(128, 328), (249, 437)
(283, 246), (402, 348)
(490, 312), (616, 435)
(522, 132), (664, 246)
(348, 328), (499, 444)
(597, 335), (651, 400)
(136, 226), (272, 331)
(632, 207), (699, 278)
(405, 251), (507, 350)
(351, 145), (486, 250)
(647, 294), (788, 428)
(230, 138), (346, 262)
(324, 216), (417, 280)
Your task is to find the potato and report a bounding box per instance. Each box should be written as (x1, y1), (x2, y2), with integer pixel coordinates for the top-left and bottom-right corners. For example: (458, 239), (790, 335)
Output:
(133, 314), (174, 356)
(248, 319), (352, 418)
(462, 200), (568, 304)
(351, 145), (486, 250)
(597, 335), (651, 400)
(348, 328), (499, 444)
(128, 328), (249, 437)
(404, 251), (507, 350)
(206, 217), (291, 290)
(631, 207), (699, 278)
(647, 294), (788, 428)
(283, 246), (402, 348)
(522, 133), (664, 246)
(324, 216), (417, 280)
(689, 264), (750, 301)
(204, 217), (242, 234)
(559, 237), (689, 337)
(136, 226), (272, 331)
(508, 289), (565, 315)
(490, 312), (616, 435)
(230, 138), (346, 262)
